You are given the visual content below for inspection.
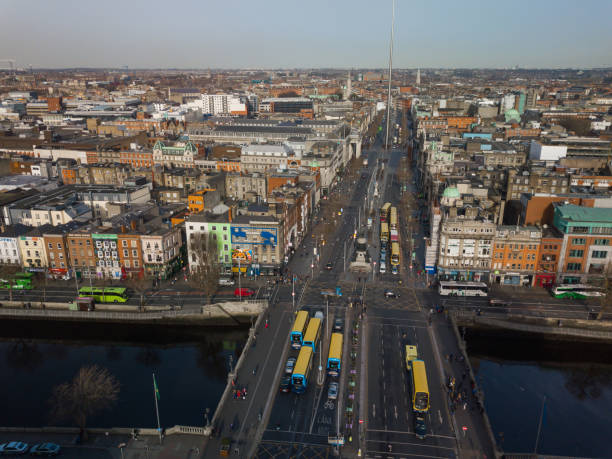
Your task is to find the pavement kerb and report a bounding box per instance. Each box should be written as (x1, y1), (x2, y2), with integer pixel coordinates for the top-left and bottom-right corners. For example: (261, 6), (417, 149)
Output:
(206, 292), (270, 437)
(450, 315), (502, 458)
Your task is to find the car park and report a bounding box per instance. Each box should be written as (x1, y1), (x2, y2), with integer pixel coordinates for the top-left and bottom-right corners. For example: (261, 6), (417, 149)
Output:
(384, 290), (399, 298)
(0, 441), (29, 455)
(30, 443), (61, 456)
(285, 357), (296, 374)
(328, 382), (338, 400)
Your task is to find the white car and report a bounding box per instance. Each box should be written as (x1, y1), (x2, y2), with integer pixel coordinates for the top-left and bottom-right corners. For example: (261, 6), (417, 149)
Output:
(379, 262), (387, 274)
(218, 277), (235, 286)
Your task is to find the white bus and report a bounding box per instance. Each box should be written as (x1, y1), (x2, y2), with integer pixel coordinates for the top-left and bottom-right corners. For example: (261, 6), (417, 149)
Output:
(552, 284), (605, 299)
(438, 281), (488, 297)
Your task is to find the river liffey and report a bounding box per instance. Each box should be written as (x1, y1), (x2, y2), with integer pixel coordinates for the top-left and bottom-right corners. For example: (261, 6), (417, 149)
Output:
(467, 329), (612, 458)
(0, 319), (247, 429)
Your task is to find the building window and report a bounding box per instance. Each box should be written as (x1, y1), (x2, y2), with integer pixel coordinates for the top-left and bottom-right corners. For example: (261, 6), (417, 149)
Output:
(592, 251), (608, 259)
(572, 227), (588, 234)
(594, 239), (610, 246)
(122, 240), (128, 247)
(134, 260), (139, 268)
(569, 250), (584, 258)
(566, 262), (582, 272)
(572, 238), (586, 245)
(48, 243), (53, 249)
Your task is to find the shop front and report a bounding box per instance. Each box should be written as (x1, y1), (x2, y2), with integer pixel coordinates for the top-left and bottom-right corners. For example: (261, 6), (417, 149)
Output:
(534, 273), (555, 289)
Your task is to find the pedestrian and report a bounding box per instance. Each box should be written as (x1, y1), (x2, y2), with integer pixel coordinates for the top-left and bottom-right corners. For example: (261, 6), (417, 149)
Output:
(463, 402), (468, 411)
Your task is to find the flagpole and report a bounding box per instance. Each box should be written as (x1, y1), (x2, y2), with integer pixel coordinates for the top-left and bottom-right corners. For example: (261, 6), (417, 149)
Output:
(153, 373), (162, 445)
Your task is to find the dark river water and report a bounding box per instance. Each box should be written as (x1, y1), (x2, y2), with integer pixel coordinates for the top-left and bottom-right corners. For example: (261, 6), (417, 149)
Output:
(0, 319), (247, 429)
(467, 329), (612, 458)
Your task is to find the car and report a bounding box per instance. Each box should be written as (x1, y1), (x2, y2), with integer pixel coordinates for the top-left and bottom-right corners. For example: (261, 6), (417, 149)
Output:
(414, 415), (427, 440)
(0, 441), (29, 455)
(314, 310), (324, 320)
(379, 262), (386, 274)
(285, 357), (296, 374)
(219, 277), (235, 286)
(234, 288), (255, 298)
(30, 443), (61, 456)
(333, 317), (343, 332)
(325, 262), (333, 270)
(391, 265), (399, 275)
(384, 290), (399, 298)
(328, 382), (339, 400)
(279, 375), (291, 393)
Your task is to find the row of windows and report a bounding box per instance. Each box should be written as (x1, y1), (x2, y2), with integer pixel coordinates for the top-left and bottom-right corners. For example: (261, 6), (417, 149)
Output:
(495, 243), (538, 250)
(494, 252), (537, 260)
(493, 263), (536, 270)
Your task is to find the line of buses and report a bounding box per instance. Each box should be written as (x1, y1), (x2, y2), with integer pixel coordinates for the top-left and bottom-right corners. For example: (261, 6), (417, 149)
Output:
(288, 310), (343, 394)
(380, 202), (400, 274)
(405, 345), (430, 440)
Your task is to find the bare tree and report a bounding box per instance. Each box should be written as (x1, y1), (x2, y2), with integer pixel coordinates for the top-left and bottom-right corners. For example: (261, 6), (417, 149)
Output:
(49, 365), (120, 439)
(188, 232), (220, 304)
(125, 271), (149, 311)
(597, 266), (612, 320)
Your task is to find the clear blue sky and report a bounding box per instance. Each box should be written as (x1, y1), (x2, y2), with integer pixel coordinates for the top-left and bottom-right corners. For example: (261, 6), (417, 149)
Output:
(1, 0), (611, 69)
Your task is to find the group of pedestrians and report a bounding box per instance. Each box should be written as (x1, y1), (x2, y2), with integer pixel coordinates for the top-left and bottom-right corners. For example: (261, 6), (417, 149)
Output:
(445, 353), (484, 416)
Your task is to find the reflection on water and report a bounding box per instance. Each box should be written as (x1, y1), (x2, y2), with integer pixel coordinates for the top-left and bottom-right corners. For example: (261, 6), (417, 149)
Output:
(0, 320), (247, 429)
(468, 329), (612, 457)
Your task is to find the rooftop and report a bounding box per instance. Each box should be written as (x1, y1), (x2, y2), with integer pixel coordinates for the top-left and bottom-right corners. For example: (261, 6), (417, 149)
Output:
(556, 204), (612, 223)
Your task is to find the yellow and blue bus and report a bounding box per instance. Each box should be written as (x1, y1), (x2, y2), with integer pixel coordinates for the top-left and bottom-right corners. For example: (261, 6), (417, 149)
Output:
(411, 360), (430, 413)
(380, 222), (389, 244)
(389, 206), (398, 230)
(302, 317), (321, 352)
(327, 332), (343, 376)
(391, 242), (400, 266)
(380, 202), (391, 223)
(290, 310), (310, 349)
(292, 346), (314, 394)
(78, 287), (128, 303)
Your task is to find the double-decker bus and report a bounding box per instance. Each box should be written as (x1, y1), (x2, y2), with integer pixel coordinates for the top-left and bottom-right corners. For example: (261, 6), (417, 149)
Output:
(552, 284), (605, 299)
(302, 317), (322, 352)
(290, 310), (310, 349)
(292, 346), (314, 394)
(390, 242), (400, 266)
(380, 223), (389, 244)
(389, 207), (398, 230)
(327, 332), (343, 377)
(78, 287), (129, 303)
(438, 281), (488, 297)
(380, 203), (391, 223)
(411, 360), (430, 413)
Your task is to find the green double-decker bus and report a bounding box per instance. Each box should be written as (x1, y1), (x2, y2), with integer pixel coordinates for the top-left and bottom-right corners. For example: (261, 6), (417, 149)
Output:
(78, 287), (129, 303)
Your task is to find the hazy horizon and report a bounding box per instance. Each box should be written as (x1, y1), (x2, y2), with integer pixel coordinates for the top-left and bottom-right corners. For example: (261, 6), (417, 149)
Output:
(1, 0), (611, 69)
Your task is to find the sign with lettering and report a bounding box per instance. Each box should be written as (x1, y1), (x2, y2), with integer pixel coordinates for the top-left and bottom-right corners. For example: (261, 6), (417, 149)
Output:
(231, 226), (277, 246)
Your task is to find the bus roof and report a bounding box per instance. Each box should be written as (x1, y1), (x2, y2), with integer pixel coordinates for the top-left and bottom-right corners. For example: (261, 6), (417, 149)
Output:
(412, 360), (429, 393)
(294, 346), (313, 375)
(381, 202), (391, 211)
(292, 310), (309, 334)
(381, 222), (389, 231)
(329, 333), (343, 360)
(391, 242), (400, 251)
(405, 345), (418, 366)
(304, 317), (321, 342)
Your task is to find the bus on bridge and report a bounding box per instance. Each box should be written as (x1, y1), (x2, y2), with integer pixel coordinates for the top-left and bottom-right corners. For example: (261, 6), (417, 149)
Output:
(411, 360), (430, 413)
(292, 346), (314, 394)
(302, 317), (321, 352)
(290, 310), (310, 349)
(327, 332), (343, 377)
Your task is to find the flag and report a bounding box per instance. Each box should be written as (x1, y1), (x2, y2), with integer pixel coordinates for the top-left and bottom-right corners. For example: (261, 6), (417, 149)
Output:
(153, 374), (160, 401)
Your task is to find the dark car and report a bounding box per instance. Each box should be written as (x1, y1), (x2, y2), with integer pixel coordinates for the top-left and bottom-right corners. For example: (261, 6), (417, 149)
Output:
(414, 415), (427, 440)
(279, 375), (291, 393)
(325, 262), (333, 270)
(333, 317), (343, 332)
(30, 443), (61, 456)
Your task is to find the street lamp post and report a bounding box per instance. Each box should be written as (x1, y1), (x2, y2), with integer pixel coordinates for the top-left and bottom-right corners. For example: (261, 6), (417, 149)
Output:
(238, 258), (242, 301)
(373, 262), (377, 281)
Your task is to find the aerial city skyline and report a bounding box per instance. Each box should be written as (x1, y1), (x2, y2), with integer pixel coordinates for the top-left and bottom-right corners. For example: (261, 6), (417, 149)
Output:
(0, 1), (612, 458)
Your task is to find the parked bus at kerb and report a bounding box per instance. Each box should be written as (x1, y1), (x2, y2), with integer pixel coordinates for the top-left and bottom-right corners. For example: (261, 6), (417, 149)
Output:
(552, 284), (605, 299)
(389, 206), (398, 230)
(327, 333), (343, 376)
(292, 346), (314, 394)
(380, 202), (391, 223)
(302, 317), (322, 352)
(78, 287), (129, 303)
(380, 223), (389, 244)
(290, 310), (310, 349)
(411, 360), (430, 413)
(391, 242), (400, 266)
(438, 281), (488, 297)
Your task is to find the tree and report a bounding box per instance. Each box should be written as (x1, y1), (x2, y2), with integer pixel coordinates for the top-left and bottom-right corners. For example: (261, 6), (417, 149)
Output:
(188, 232), (220, 304)
(49, 365), (120, 438)
(125, 270), (149, 311)
(596, 266), (612, 320)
